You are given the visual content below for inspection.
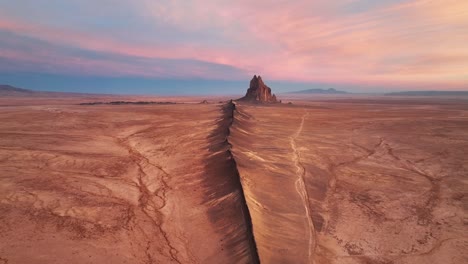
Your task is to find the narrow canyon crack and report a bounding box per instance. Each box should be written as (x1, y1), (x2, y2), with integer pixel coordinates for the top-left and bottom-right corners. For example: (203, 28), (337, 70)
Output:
(227, 102), (261, 264)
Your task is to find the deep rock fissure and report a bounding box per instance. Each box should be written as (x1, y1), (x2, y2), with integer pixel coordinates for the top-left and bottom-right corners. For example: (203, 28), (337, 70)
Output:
(223, 101), (260, 264)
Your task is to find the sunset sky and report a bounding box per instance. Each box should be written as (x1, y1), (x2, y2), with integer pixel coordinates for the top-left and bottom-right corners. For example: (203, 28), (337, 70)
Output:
(0, 0), (467, 94)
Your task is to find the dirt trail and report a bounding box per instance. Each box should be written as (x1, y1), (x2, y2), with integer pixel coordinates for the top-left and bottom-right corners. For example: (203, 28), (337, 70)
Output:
(290, 111), (316, 263)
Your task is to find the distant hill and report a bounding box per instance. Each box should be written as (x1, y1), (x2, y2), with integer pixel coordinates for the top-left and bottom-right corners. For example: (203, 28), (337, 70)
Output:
(385, 91), (468, 96)
(287, 88), (348, 94)
(0, 85), (35, 96)
(0, 84), (114, 97)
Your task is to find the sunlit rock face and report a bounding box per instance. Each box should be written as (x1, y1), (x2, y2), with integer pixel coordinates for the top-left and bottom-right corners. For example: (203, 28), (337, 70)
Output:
(239, 75), (278, 103)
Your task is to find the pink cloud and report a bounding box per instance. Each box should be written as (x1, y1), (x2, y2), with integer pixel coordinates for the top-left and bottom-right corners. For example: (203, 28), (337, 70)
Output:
(1, 0), (467, 89)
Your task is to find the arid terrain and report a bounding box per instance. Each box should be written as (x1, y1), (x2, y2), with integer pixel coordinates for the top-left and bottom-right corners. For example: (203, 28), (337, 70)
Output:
(232, 98), (468, 264)
(0, 97), (257, 264)
(1, 95), (467, 263)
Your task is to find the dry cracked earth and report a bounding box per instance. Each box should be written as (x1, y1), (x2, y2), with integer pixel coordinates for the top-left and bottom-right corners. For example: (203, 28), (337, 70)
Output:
(0, 96), (467, 264)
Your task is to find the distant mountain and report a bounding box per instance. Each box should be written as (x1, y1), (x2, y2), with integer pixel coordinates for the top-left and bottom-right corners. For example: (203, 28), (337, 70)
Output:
(287, 88), (349, 94)
(0, 84), (35, 96)
(0, 84), (114, 97)
(238, 75), (278, 103)
(385, 91), (468, 96)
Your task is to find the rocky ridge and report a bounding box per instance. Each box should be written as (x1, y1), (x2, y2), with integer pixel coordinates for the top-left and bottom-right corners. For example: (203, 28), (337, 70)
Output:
(238, 75), (278, 103)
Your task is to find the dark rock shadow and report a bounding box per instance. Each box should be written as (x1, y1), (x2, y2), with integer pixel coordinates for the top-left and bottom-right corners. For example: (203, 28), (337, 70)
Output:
(201, 101), (259, 263)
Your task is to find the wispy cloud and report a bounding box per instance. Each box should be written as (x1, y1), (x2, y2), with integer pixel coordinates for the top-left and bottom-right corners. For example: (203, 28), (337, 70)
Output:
(0, 0), (467, 90)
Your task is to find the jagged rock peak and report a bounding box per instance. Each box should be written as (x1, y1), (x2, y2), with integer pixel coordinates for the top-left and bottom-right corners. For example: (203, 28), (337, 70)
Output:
(239, 75), (278, 103)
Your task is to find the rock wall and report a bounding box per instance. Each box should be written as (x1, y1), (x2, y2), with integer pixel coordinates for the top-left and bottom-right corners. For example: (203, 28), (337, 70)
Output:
(239, 75), (278, 103)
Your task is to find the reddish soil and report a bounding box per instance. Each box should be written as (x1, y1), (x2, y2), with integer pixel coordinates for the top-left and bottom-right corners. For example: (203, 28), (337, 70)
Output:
(1, 96), (467, 264)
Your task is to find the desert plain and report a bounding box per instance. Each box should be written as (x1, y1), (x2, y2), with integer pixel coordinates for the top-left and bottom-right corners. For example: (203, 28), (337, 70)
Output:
(0, 95), (467, 264)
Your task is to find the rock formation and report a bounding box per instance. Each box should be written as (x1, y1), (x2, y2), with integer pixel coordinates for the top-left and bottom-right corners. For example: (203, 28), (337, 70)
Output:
(239, 75), (278, 103)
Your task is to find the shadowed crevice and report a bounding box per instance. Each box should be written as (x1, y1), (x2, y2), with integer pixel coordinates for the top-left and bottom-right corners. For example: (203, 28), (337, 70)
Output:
(203, 101), (260, 264)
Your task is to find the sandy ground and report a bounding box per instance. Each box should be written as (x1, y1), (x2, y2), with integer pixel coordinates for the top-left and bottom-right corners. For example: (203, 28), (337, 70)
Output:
(1, 96), (467, 264)
(0, 99), (256, 264)
(231, 99), (468, 263)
